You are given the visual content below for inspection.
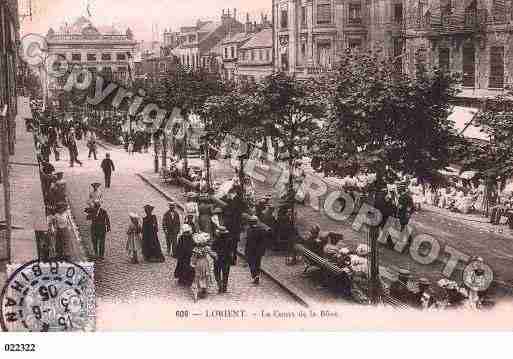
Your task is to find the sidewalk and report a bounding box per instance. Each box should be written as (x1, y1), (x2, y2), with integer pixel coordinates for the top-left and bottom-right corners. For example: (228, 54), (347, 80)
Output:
(1, 97), (86, 283)
(1, 97), (44, 268)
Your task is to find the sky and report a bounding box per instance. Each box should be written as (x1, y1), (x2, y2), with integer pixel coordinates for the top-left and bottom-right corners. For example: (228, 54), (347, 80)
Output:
(20, 0), (272, 41)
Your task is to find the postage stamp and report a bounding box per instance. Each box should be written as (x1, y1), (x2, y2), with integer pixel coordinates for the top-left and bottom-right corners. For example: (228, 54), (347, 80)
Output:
(2, 0), (513, 333)
(1, 261), (95, 332)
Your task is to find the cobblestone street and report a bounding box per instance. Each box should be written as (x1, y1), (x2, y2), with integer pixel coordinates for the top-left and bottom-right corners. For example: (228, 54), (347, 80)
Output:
(50, 139), (299, 329)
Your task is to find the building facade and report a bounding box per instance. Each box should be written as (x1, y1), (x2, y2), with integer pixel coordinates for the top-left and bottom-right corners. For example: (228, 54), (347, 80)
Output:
(273, 0), (513, 93)
(44, 16), (137, 98)
(173, 9), (244, 72)
(0, 0), (19, 155)
(220, 13), (273, 82)
(238, 28), (274, 82)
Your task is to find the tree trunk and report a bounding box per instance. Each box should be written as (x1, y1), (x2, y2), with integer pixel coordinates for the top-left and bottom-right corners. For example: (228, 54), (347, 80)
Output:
(162, 134), (168, 169)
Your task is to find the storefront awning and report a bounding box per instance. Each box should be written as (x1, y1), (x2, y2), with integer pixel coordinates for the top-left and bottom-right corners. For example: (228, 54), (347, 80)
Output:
(449, 106), (489, 141)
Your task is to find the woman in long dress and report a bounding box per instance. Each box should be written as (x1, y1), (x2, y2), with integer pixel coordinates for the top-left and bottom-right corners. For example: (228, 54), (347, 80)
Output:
(190, 233), (216, 301)
(126, 213), (142, 263)
(174, 224), (195, 285)
(141, 205), (165, 263)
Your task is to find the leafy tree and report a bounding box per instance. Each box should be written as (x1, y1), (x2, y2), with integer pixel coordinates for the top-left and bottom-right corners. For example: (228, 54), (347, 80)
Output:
(453, 93), (513, 212)
(153, 65), (228, 170)
(315, 50), (460, 190)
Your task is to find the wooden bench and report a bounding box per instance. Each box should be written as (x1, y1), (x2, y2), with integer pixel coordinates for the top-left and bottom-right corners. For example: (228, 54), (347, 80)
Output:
(295, 244), (347, 276)
(296, 244), (410, 308)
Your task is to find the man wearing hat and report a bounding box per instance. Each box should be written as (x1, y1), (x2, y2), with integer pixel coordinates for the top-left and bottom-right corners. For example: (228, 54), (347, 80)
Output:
(100, 153), (115, 188)
(162, 201), (181, 257)
(396, 183), (414, 233)
(211, 226), (233, 293)
(245, 215), (270, 285)
(48, 174), (67, 212)
(87, 200), (111, 259)
(87, 182), (103, 209)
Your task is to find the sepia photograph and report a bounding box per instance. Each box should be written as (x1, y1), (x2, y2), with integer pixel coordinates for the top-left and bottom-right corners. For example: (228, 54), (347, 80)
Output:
(1, 0), (513, 338)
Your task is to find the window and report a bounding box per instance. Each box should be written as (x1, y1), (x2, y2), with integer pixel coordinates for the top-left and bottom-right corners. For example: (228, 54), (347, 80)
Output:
(251, 49), (255, 61)
(441, 0), (452, 27)
(417, 2), (424, 26)
(439, 48), (450, 72)
(87, 53), (97, 61)
(242, 51), (246, 61)
(301, 6), (307, 27)
(317, 41), (332, 69)
(117, 53), (126, 61)
(71, 53), (82, 61)
(189, 35), (195, 42)
(493, 0), (506, 22)
(464, 1), (478, 27)
(301, 42), (307, 59)
(348, 3), (362, 24)
(462, 44), (475, 87)
(317, 1), (332, 25)
(281, 9), (288, 28)
(348, 39), (362, 50)
(224, 47), (228, 58)
(259, 49), (263, 60)
(101, 53), (112, 61)
(266, 49), (270, 62)
(394, 3), (403, 24)
(231, 46), (235, 58)
(281, 53), (289, 71)
(393, 38), (403, 74)
(489, 46), (504, 88)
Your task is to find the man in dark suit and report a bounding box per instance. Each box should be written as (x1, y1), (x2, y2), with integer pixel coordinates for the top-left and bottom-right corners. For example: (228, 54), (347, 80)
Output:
(100, 153), (115, 188)
(211, 226), (233, 293)
(162, 202), (181, 257)
(88, 201), (111, 259)
(245, 215), (270, 285)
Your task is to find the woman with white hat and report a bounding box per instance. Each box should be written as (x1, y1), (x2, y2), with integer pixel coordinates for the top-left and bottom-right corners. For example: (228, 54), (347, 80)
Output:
(190, 233), (216, 302)
(126, 213), (142, 264)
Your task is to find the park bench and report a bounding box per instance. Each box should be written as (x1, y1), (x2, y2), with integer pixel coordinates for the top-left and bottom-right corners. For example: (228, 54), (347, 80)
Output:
(295, 244), (347, 276)
(296, 244), (410, 308)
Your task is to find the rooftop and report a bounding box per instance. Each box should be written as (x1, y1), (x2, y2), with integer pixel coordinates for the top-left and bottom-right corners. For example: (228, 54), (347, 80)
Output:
(240, 28), (272, 50)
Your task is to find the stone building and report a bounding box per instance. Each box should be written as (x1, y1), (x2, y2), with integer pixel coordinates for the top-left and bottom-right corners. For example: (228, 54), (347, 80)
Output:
(220, 13), (272, 81)
(173, 9), (244, 72)
(402, 0), (513, 97)
(238, 28), (274, 82)
(272, 0), (513, 94)
(44, 16), (137, 98)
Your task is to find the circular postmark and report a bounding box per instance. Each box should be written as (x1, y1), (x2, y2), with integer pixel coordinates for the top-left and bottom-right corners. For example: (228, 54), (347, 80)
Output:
(1, 260), (95, 332)
(462, 260), (494, 292)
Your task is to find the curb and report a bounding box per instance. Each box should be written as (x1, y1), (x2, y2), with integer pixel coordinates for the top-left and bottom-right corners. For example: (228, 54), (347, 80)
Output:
(66, 196), (90, 262)
(137, 172), (310, 307)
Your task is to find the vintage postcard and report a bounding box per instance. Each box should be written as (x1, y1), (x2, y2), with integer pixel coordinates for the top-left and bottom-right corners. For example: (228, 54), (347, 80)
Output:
(1, 0), (513, 333)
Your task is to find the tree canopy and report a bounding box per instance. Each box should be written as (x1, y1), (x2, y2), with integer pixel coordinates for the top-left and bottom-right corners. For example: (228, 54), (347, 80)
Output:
(313, 50), (461, 188)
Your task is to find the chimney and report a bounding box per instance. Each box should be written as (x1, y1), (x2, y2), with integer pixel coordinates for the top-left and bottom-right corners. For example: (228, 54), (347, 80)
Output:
(245, 13), (251, 33)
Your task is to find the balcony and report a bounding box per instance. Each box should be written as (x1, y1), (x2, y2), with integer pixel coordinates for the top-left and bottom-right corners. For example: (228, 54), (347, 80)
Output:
(427, 9), (488, 37)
